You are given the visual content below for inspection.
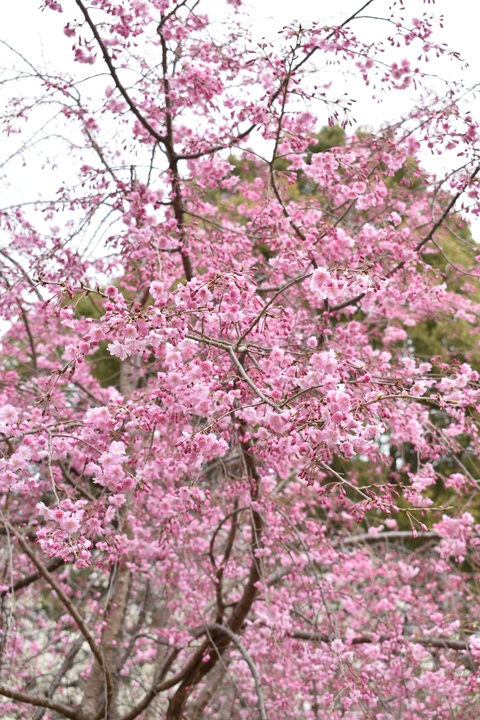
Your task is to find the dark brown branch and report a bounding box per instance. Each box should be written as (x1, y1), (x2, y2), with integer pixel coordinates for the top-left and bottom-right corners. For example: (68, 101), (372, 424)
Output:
(158, 25), (193, 281)
(190, 662), (229, 720)
(0, 248), (43, 300)
(1, 556), (65, 598)
(210, 500), (240, 622)
(0, 684), (79, 720)
(123, 434), (263, 720)
(268, 58), (311, 248)
(74, 0), (166, 145)
(209, 506), (248, 570)
(179, 2), (373, 160)
(291, 630), (470, 652)
(165, 437), (263, 719)
(86, 561), (131, 720)
(176, 124), (256, 161)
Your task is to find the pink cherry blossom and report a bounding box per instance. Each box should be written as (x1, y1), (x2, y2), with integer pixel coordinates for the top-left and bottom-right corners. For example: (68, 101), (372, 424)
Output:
(0, 2), (480, 718)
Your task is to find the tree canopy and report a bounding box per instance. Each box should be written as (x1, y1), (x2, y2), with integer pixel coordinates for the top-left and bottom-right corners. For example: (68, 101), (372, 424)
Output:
(1, 1), (480, 719)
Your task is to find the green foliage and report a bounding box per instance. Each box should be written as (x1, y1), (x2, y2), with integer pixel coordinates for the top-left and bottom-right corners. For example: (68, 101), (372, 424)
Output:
(74, 293), (103, 319)
(73, 292), (121, 388)
(210, 125), (480, 564)
(88, 341), (121, 388)
(412, 225), (480, 369)
(307, 125), (346, 155)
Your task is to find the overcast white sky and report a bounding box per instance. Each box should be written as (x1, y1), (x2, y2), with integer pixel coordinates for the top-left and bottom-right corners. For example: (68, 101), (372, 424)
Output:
(1, 0), (480, 235)
(3, 0), (478, 127)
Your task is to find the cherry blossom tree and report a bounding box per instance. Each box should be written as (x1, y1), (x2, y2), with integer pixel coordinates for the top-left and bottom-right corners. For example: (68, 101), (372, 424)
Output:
(1, 1), (480, 718)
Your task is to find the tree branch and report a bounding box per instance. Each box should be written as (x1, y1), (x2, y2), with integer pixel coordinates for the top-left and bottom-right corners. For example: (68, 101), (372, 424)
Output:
(0, 556), (65, 598)
(6, 526), (113, 713)
(32, 636), (85, 720)
(330, 163), (480, 312)
(291, 630), (471, 652)
(0, 685), (79, 720)
(74, 0), (166, 145)
(209, 624), (268, 720)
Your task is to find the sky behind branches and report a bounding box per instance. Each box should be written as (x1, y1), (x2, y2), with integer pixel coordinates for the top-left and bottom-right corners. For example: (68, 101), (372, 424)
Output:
(3, 0), (479, 129)
(1, 0), (480, 236)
